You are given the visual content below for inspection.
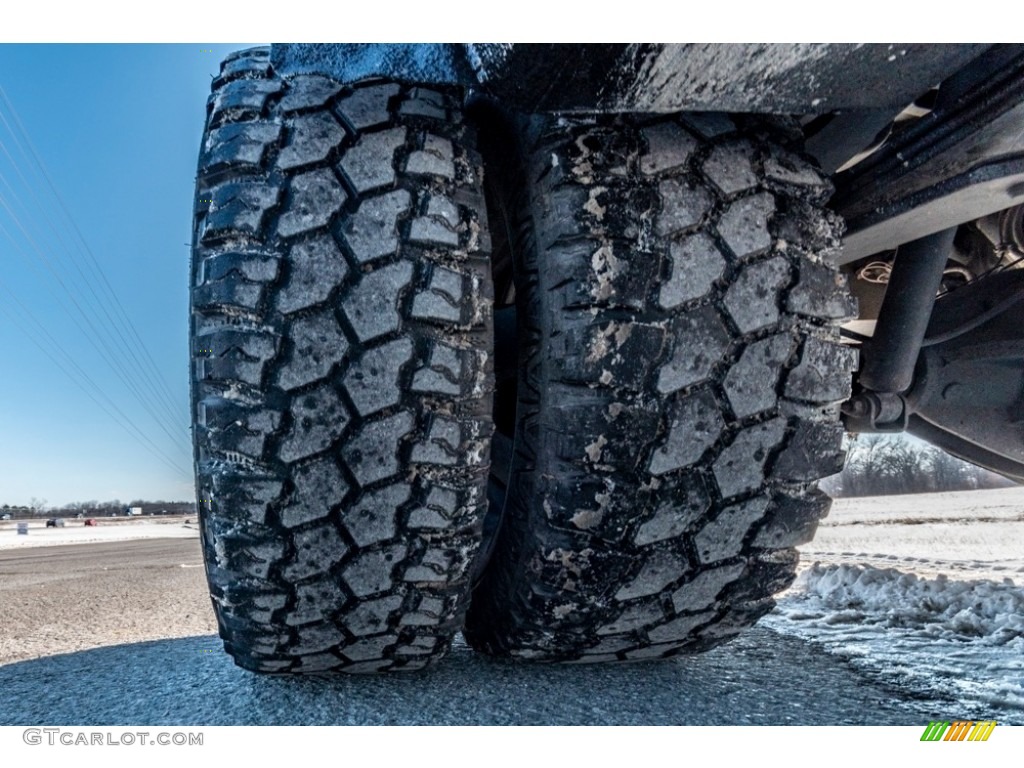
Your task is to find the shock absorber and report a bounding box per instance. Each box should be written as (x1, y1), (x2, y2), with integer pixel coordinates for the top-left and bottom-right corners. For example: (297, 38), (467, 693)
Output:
(844, 227), (957, 430)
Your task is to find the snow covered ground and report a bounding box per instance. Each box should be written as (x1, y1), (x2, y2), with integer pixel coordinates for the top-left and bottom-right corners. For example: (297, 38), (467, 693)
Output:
(766, 485), (1024, 722)
(0, 519), (199, 550)
(791, 486), (1024, 581)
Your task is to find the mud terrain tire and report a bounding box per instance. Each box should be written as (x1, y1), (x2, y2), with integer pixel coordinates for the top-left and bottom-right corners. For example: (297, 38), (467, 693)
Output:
(191, 48), (494, 673)
(465, 111), (857, 662)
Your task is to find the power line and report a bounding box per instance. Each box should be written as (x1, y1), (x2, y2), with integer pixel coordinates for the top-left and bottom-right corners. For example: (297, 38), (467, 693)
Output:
(0, 195), (191, 457)
(0, 281), (191, 478)
(0, 85), (186, 430)
(0, 121), (186, 432)
(0, 160), (188, 446)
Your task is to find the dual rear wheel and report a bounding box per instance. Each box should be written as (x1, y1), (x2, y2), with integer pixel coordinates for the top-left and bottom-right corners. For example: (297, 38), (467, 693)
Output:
(191, 48), (855, 672)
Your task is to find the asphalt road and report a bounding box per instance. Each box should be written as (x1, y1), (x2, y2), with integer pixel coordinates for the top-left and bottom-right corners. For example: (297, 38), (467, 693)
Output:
(0, 539), (944, 725)
(2, 626), (945, 726)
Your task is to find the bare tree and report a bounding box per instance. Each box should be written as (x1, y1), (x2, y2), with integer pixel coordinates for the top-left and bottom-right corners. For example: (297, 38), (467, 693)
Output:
(827, 434), (1015, 497)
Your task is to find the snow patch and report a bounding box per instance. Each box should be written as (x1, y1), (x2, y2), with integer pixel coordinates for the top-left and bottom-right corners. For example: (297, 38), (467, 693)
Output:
(0, 522), (199, 550)
(766, 563), (1024, 719)
(783, 564), (1023, 643)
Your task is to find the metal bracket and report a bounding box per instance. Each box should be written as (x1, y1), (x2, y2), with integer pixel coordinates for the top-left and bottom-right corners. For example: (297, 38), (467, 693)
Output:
(842, 391), (911, 432)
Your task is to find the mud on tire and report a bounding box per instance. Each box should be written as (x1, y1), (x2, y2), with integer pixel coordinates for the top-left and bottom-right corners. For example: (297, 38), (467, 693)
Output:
(191, 48), (494, 673)
(464, 111), (858, 662)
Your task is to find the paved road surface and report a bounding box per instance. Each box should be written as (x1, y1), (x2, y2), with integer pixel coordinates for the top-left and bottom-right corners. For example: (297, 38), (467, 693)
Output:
(0, 628), (939, 726)
(0, 538), (941, 725)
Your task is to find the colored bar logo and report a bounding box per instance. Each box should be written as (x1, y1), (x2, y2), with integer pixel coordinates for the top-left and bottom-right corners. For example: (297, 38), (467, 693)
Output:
(920, 721), (997, 741)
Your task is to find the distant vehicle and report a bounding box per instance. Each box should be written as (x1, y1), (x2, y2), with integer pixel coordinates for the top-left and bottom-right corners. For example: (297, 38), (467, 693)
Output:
(46, 518), (65, 528)
(125, 507), (143, 516)
(84, 519), (97, 527)
(0, 513), (11, 521)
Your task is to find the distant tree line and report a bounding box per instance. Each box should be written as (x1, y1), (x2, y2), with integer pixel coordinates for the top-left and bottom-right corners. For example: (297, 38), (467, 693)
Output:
(821, 434), (1016, 497)
(1, 499), (195, 519)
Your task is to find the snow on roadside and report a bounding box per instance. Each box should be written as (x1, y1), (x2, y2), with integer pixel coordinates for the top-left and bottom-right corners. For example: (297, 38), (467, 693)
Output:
(800, 486), (1024, 581)
(780, 564), (1024, 645)
(765, 563), (1024, 720)
(0, 522), (199, 550)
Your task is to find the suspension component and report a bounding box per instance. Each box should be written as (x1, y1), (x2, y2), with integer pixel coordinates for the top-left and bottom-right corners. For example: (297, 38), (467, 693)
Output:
(859, 228), (957, 395)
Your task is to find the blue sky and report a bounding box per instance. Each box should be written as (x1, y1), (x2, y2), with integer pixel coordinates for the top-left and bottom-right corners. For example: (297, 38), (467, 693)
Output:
(0, 44), (253, 506)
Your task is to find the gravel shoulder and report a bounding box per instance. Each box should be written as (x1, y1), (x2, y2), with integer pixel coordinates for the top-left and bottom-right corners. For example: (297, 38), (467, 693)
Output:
(0, 538), (214, 666)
